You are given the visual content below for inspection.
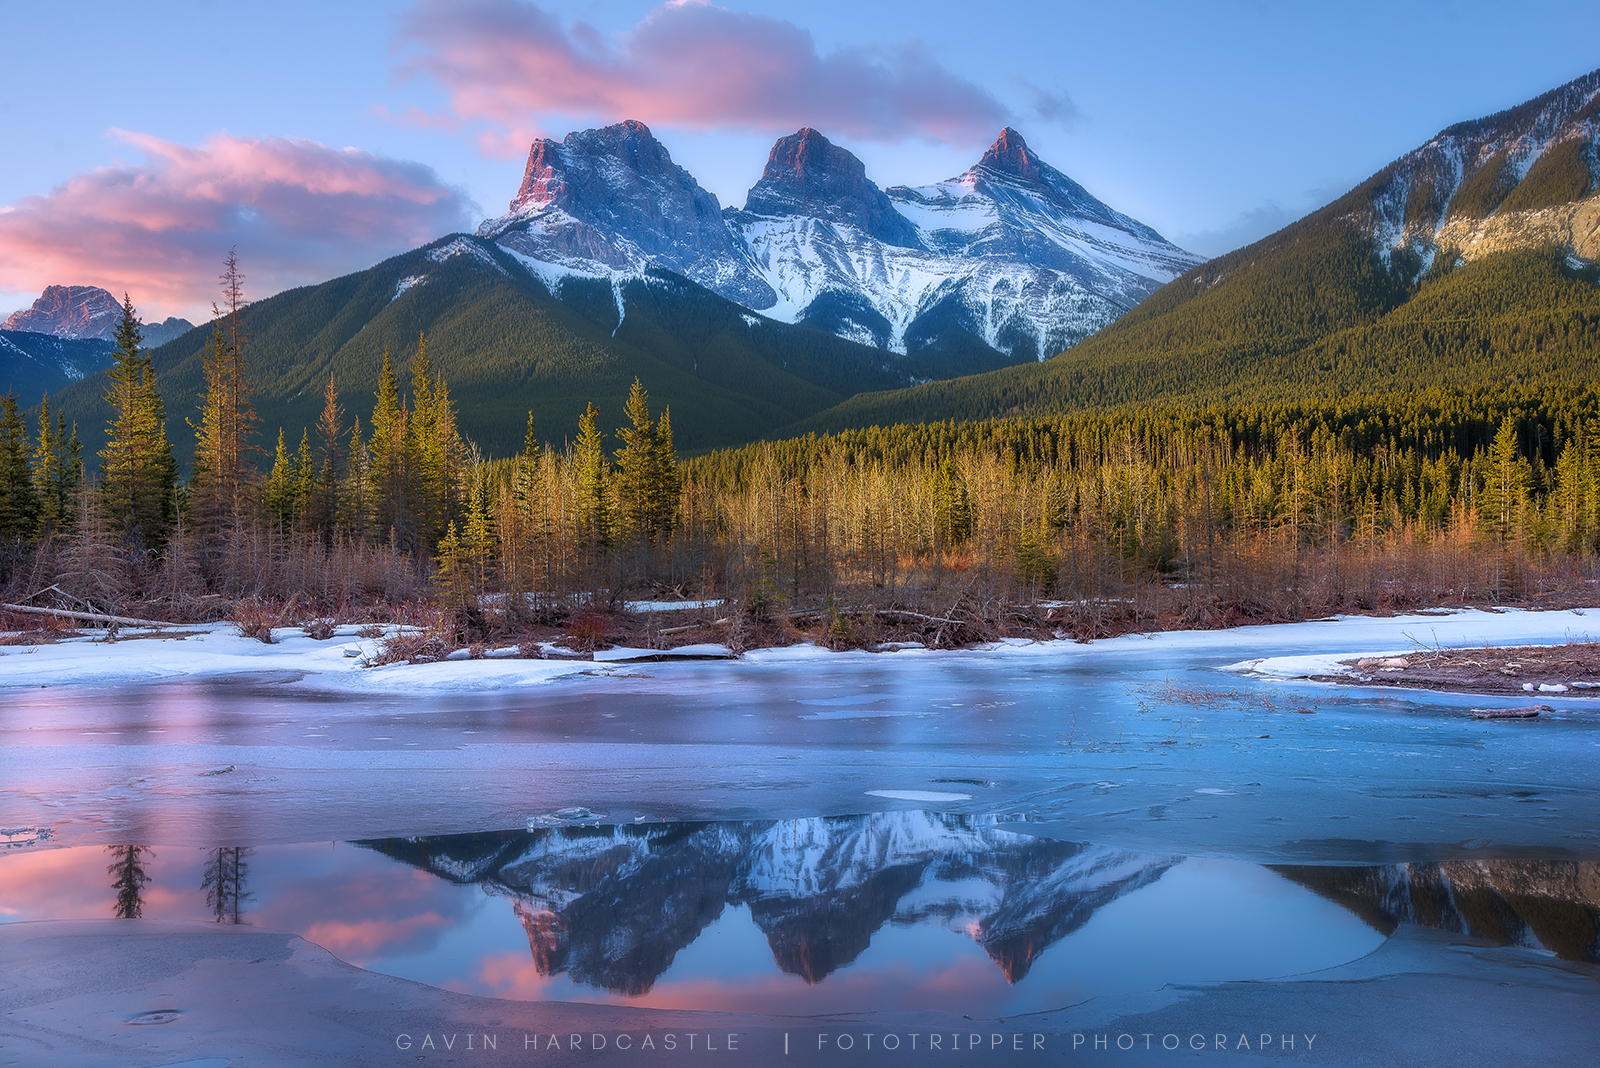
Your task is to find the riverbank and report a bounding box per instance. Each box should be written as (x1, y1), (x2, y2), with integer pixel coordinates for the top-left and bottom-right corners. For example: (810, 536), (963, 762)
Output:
(6, 605), (1600, 695)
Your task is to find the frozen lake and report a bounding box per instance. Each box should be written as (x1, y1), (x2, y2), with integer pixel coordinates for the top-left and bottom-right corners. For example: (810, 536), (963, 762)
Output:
(2, 608), (1598, 1018)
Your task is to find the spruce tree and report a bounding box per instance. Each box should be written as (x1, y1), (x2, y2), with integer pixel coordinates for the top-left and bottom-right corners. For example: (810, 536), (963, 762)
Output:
(313, 373), (344, 538)
(575, 402), (613, 549)
(294, 430), (315, 528)
(264, 430), (295, 528)
(369, 349), (408, 544)
(0, 392), (35, 540)
(650, 406), (681, 540)
(100, 295), (175, 547)
(614, 379), (657, 542)
(189, 254), (258, 541)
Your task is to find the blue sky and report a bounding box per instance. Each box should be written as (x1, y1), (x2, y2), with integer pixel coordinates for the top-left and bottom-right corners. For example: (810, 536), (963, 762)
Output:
(1, 0), (1596, 320)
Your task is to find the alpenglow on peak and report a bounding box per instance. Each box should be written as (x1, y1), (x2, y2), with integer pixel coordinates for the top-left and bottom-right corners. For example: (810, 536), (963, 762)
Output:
(477, 122), (1201, 370)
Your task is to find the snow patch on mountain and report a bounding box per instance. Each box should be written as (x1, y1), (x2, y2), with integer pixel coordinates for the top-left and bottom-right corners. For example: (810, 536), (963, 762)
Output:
(476, 122), (1202, 369)
(1359, 68), (1600, 268)
(392, 275), (428, 302)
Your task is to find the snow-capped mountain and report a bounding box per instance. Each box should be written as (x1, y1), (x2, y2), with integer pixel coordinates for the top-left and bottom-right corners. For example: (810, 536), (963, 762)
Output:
(478, 120), (776, 311)
(730, 127), (1201, 359)
(362, 813), (1176, 994)
(477, 122), (1201, 368)
(1352, 68), (1600, 271)
(2, 285), (194, 346)
(1, 329), (116, 399)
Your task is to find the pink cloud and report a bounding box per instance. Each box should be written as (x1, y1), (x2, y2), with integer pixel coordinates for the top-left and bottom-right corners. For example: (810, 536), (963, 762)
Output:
(0, 131), (476, 321)
(395, 0), (1011, 156)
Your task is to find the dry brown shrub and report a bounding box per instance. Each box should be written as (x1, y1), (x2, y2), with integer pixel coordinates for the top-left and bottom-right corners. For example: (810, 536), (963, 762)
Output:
(302, 619), (337, 640)
(232, 598), (289, 644)
(563, 608), (612, 651)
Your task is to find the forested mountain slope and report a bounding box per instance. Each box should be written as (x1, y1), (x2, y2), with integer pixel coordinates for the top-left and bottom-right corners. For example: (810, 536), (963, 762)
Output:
(788, 69), (1600, 434)
(50, 235), (918, 469)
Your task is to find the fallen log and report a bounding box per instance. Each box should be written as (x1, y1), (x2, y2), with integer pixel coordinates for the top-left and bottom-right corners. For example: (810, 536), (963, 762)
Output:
(1, 603), (182, 629)
(1469, 705), (1551, 719)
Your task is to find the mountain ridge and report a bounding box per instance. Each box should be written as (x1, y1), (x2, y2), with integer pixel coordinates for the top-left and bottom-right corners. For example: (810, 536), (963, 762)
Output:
(782, 67), (1600, 433)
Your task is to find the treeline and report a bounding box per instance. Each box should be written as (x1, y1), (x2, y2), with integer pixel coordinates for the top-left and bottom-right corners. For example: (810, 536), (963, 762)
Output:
(3, 267), (1598, 634)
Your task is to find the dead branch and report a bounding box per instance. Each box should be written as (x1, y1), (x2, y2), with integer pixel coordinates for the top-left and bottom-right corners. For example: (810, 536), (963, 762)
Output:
(1, 603), (181, 629)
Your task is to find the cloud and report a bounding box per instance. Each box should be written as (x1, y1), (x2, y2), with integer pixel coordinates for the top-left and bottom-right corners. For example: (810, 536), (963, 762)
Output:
(395, 0), (1012, 156)
(0, 131), (477, 321)
(1020, 81), (1084, 130)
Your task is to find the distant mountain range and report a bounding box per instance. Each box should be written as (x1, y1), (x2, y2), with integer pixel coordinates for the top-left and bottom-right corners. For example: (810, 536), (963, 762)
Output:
(482, 122), (1200, 370)
(2, 286), (195, 401)
(797, 67), (1600, 431)
(2, 285), (193, 346)
(36, 69), (1600, 464)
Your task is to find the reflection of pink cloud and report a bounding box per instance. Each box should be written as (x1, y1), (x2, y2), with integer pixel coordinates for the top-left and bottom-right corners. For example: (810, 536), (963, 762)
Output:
(396, 0), (1009, 156)
(0, 131), (475, 321)
(302, 914), (452, 963)
(462, 948), (1014, 1016)
(255, 860), (467, 964)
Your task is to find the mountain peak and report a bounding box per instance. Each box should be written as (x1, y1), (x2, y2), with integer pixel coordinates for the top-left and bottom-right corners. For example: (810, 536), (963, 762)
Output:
(743, 129), (922, 248)
(511, 119), (673, 214)
(1, 285), (194, 346)
(977, 127), (1041, 182)
(3, 285), (121, 340)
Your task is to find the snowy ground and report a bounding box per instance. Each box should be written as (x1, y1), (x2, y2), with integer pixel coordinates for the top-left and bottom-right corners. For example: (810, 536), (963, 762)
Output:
(3, 605), (1595, 694)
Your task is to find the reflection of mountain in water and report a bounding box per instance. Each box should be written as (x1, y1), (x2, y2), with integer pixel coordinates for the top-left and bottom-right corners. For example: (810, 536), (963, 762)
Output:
(1273, 861), (1600, 963)
(361, 814), (1176, 995)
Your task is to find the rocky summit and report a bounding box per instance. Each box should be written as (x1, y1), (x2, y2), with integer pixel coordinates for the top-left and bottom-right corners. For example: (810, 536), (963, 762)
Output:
(480, 120), (775, 311)
(478, 122), (1201, 369)
(2, 284), (194, 346)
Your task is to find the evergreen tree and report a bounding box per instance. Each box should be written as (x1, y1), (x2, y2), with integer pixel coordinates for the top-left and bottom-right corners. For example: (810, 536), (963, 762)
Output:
(650, 406), (681, 540)
(0, 392), (35, 540)
(614, 378), (657, 543)
(264, 430), (295, 528)
(369, 348), (408, 544)
(99, 294), (175, 547)
(189, 253), (258, 540)
(313, 373), (344, 538)
(294, 430), (315, 527)
(341, 415), (369, 538)
(574, 402), (613, 549)
(1483, 415), (1531, 542)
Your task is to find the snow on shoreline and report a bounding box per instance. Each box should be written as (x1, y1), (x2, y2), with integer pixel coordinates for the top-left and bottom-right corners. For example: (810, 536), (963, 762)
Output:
(1, 606), (1595, 693)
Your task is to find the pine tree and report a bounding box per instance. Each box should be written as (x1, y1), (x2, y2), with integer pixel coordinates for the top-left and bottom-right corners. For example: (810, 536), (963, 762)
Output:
(264, 430), (295, 528)
(294, 430), (315, 527)
(341, 415), (369, 538)
(313, 373), (344, 538)
(0, 392), (35, 540)
(1483, 415), (1531, 543)
(575, 402), (613, 549)
(650, 406), (681, 540)
(99, 295), (176, 547)
(614, 379), (657, 542)
(369, 348), (408, 544)
(189, 253), (258, 540)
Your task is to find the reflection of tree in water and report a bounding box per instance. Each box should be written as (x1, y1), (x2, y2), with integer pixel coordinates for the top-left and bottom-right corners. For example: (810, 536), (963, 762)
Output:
(202, 847), (253, 923)
(106, 844), (152, 919)
(1273, 860), (1600, 963)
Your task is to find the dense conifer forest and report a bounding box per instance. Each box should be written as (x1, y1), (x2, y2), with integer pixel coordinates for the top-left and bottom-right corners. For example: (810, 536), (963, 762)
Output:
(4, 273), (1596, 652)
